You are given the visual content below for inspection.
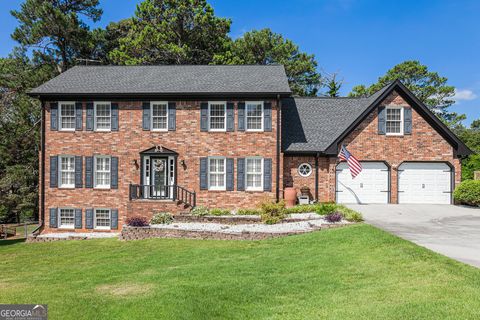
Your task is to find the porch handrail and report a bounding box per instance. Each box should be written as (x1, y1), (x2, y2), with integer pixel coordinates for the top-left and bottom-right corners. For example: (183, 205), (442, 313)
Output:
(129, 184), (196, 208)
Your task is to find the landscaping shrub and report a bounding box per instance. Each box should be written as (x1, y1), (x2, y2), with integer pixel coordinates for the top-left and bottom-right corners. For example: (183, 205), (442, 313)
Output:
(259, 200), (286, 224)
(454, 180), (480, 206)
(150, 212), (174, 225)
(209, 208), (231, 216)
(316, 203), (337, 216)
(126, 216), (149, 227)
(236, 208), (261, 215)
(191, 206), (209, 216)
(324, 212), (343, 223)
(284, 204), (319, 214)
(336, 205), (363, 222)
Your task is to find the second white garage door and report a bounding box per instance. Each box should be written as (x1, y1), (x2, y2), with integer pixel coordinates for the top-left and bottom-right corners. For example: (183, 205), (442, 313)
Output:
(398, 162), (452, 204)
(336, 162), (389, 204)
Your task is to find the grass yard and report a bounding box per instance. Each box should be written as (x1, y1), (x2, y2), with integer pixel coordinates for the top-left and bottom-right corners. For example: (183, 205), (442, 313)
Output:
(1, 225), (480, 320)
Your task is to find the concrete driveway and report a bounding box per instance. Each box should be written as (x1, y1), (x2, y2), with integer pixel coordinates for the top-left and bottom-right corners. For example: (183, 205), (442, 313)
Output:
(347, 204), (480, 268)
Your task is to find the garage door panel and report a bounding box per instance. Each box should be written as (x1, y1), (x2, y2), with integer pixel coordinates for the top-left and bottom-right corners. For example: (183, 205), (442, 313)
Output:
(336, 162), (389, 204)
(398, 162), (451, 204)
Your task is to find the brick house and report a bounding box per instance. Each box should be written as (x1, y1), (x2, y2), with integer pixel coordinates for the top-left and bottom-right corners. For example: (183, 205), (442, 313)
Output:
(29, 65), (471, 233)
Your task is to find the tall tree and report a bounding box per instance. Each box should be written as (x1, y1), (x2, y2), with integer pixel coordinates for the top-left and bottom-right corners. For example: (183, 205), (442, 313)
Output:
(213, 29), (321, 96)
(349, 61), (460, 123)
(325, 73), (343, 97)
(11, 0), (102, 72)
(109, 0), (231, 65)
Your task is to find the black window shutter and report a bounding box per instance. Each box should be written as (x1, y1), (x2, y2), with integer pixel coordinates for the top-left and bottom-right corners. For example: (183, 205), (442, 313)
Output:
(168, 102), (176, 131)
(237, 102), (245, 131)
(111, 156), (118, 189)
(263, 158), (272, 192)
(378, 106), (386, 135)
(86, 102), (94, 131)
(74, 209), (82, 229)
(75, 156), (83, 188)
(50, 156), (58, 188)
(111, 209), (118, 230)
(226, 102), (235, 132)
(200, 102), (208, 131)
(264, 101), (272, 132)
(226, 158), (234, 191)
(49, 208), (58, 228)
(50, 102), (58, 131)
(85, 156), (93, 188)
(75, 102), (83, 130)
(86, 209), (94, 229)
(237, 158), (245, 191)
(111, 103), (119, 131)
(199, 157), (208, 190)
(142, 102), (150, 130)
(404, 108), (412, 134)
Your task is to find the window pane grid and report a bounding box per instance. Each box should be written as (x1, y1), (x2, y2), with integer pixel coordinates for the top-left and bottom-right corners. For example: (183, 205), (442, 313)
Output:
(246, 103), (263, 130)
(246, 158), (262, 189)
(60, 103), (75, 130)
(96, 104), (111, 130)
(95, 157), (111, 188)
(209, 104), (226, 130)
(209, 158), (226, 189)
(60, 156), (75, 187)
(95, 209), (110, 228)
(386, 108), (402, 134)
(59, 209), (74, 228)
(152, 104), (168, 130)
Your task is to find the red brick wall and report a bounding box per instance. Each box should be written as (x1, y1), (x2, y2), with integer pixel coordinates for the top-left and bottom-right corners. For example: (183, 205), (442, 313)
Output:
(42, 99), (279, 233)
(283, 91), (461, 203)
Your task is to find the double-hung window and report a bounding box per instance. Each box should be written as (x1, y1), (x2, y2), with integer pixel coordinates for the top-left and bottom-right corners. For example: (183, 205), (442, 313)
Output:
(246, 101), (263, 131)
(58, 208), (75, 229)
(151, 102), (168, 131)
(209, 102), (226, 131)
(95, 102), (111, 131)
(386, 107), (403, 135)
(246, 158), (263, 191)
(94, 208), (111, 230)
(208, 157), (226, 190)
(59, 102), (76, 131)
(94, 156), (111, 189)
(59, 156), (75, 188)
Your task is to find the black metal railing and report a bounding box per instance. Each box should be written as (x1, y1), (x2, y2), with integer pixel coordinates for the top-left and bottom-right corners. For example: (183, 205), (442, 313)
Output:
(129, 184), (196, 207)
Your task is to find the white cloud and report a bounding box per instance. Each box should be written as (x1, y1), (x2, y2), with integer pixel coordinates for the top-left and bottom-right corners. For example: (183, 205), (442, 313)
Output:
(454, 89), (477, 102)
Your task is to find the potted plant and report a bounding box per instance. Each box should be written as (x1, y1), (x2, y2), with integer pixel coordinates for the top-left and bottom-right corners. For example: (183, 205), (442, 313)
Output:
(300, 186), (310, 197)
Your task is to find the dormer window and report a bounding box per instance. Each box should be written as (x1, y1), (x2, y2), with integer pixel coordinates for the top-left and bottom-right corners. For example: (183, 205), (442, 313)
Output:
(386, 107), (403, 135)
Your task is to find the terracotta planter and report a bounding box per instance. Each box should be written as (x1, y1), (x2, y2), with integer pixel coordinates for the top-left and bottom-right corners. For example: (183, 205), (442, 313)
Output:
(284, 187), (297, 208)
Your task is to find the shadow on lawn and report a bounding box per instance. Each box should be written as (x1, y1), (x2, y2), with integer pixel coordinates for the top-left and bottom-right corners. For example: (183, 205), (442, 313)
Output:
(0, 238), (26, 246)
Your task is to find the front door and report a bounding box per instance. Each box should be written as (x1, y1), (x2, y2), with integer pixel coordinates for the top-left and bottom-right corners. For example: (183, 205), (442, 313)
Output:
(151, 157), (168, 198)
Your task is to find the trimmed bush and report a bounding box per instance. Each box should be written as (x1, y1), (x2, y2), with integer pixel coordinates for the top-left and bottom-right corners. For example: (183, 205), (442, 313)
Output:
(236, 208), (261, 215)
(209, 208), (231, 216)
(336, 205), (363, 222)
(126, 216), (149, 227)
(191, 206), (209, 216)
(259, 200), (286, 224)
(325, 212), (343, 223)
(316, 203), (337, 216)
(150, 212), (174, 225)
(454, 180), (480, 206)
(284, 204), (320, 214)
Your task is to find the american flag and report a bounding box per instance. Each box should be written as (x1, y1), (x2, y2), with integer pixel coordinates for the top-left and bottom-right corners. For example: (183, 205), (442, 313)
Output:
(338, 145), (362, 178)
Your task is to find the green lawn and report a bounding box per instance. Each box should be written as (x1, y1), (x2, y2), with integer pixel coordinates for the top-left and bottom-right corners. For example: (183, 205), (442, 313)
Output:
(1, 225), (480, 320)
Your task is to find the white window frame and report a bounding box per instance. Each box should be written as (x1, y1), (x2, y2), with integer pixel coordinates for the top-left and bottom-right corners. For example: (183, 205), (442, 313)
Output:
(208, 156), (226, 191)
(245, 157), (264, 191)
(94, 208), (111, 230)
(93, 156), (111, 189)
(150, 101), (169, 131)
(94, 101), (112, 132)
(208, 101), (227, 132)
(385, 106), (404, 136)
(58, 155), (75, 188)
(298, 163), (312, 177)
(58, 101), (76, 131)
(245, 101), (264, 132)
(58, 208), (75, 229)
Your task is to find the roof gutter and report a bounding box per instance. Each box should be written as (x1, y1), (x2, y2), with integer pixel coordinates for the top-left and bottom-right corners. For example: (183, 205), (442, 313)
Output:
(276, 94), (281, 202)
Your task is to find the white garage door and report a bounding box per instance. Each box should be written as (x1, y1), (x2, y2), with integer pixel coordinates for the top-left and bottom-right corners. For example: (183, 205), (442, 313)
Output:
(398, 162), (451, 204)
(336, 162), (389, 204)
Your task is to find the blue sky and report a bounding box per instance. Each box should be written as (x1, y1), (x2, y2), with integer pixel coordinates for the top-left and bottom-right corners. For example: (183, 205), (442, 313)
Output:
(1, 0), (479, 123)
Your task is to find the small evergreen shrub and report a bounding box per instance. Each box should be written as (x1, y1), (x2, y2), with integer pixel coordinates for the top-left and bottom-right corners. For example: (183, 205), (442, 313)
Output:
(126, 216), (149, 227)
(324, 212), (343, 223)
(191, 206), (209, 216)
(454, 180), (480, 206)
(259, 200), (286, 224)
(209, 208), (231, 216)
(336, 205), (363, 222)
(236, 208), (261, 215)
(284, 204), (320, 214)
(150, 212), (174, 225)
(316, 203), (337, 216)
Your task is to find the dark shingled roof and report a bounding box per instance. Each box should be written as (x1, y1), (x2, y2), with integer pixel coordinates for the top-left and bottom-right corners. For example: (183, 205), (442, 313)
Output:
(282, 85), (391, 153)
(30, 65), (291, 96)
